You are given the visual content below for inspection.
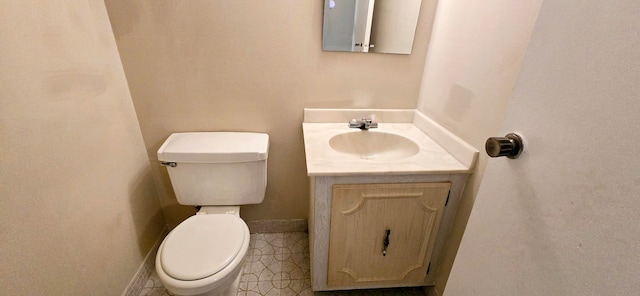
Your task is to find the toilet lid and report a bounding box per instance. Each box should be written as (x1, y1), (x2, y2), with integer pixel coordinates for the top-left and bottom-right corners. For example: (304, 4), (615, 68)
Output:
(160, 214), (246, 281)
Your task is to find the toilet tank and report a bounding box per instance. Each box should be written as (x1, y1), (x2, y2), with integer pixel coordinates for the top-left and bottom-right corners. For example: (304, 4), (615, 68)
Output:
(157, 132), (269, 206)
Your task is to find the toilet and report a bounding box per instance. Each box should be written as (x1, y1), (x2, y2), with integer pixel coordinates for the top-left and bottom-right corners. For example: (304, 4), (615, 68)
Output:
(155, 132), (269, 296)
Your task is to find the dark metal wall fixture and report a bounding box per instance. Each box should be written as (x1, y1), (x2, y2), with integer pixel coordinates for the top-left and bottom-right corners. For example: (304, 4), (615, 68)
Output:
(485, 133), (524, 159)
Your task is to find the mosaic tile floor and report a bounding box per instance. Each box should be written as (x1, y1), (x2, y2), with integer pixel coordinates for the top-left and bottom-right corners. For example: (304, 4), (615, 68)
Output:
(140, 232), (425, 296)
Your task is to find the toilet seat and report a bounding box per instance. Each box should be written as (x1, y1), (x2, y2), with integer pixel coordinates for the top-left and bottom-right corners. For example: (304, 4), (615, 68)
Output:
(160, 214), (247, 281)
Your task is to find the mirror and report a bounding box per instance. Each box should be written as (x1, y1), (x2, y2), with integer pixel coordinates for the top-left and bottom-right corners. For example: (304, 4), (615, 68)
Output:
(322, 0), (422, 54)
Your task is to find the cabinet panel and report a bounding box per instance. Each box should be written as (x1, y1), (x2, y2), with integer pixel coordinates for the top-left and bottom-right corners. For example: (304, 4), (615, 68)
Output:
(328, 183), (450, 288)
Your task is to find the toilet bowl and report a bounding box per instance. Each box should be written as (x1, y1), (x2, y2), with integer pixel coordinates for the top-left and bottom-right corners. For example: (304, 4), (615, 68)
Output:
(155, 132), (268, 296)
(156, 207), (249, 296)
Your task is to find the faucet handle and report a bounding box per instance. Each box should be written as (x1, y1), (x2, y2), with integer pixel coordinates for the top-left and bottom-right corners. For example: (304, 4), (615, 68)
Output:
(369, 115), (378, 129)
(348, 118), (360, 128)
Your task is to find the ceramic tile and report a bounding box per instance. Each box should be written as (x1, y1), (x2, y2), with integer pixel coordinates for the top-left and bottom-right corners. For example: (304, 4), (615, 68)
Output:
(241, 270), (260, 283)
(272, 272), (292, 289)
(282, 232), (309, 254)
(250, 256), (279, 282)
(250, 233), (283, 255)
(281, 252), (310, 280)
(257, 280), (280, 295)
(284, 279), (314, 296)
(137, 231), (424, 296)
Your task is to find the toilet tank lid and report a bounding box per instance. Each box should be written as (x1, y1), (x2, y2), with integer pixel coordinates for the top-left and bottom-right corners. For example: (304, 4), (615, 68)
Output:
(157, 132), (269, 163)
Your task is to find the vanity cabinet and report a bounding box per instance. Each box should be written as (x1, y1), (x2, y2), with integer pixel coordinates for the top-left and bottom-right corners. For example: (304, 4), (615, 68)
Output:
(309, 174), (469, 291)
(328, 183), (450, 288)
(302, 111), (478, 291)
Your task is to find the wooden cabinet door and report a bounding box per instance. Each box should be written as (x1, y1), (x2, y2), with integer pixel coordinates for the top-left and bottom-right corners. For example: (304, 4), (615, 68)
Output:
(328, 183), (450, 288)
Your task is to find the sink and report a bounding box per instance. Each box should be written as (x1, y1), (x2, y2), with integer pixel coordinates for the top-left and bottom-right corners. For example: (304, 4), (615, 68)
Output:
(329, 131), (420, 160)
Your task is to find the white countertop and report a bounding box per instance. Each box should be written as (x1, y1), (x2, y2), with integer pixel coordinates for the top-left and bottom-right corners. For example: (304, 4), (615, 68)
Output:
(302, 122), (472, 176)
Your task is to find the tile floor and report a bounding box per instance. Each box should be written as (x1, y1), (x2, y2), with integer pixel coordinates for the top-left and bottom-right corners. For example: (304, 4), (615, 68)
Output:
(140, 232), (425, 296)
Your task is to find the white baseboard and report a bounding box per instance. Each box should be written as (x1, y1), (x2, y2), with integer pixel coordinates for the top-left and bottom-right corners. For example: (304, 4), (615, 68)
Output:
(121, 228), (167, 296)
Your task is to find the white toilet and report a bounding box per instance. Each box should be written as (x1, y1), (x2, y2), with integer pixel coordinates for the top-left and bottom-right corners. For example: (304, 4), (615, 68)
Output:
(155, 132), (269, 296)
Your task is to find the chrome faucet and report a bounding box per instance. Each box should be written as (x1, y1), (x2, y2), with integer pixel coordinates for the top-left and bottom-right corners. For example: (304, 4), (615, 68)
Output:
(348, 117), (378, 130)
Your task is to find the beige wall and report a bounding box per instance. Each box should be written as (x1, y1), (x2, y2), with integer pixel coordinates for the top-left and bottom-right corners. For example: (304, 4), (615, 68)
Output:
(0, 1), (164, 294)
(415, 1), (542, 294)
(104, 0), (438, 228)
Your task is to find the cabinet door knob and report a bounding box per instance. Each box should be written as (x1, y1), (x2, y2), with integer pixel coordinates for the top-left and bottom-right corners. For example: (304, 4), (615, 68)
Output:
(485, 133), (524, 159)
(383, 229), (391, 256)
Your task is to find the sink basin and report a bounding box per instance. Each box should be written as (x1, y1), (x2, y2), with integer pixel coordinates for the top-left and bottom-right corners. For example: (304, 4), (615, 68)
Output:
(329, 131), (420, 160)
